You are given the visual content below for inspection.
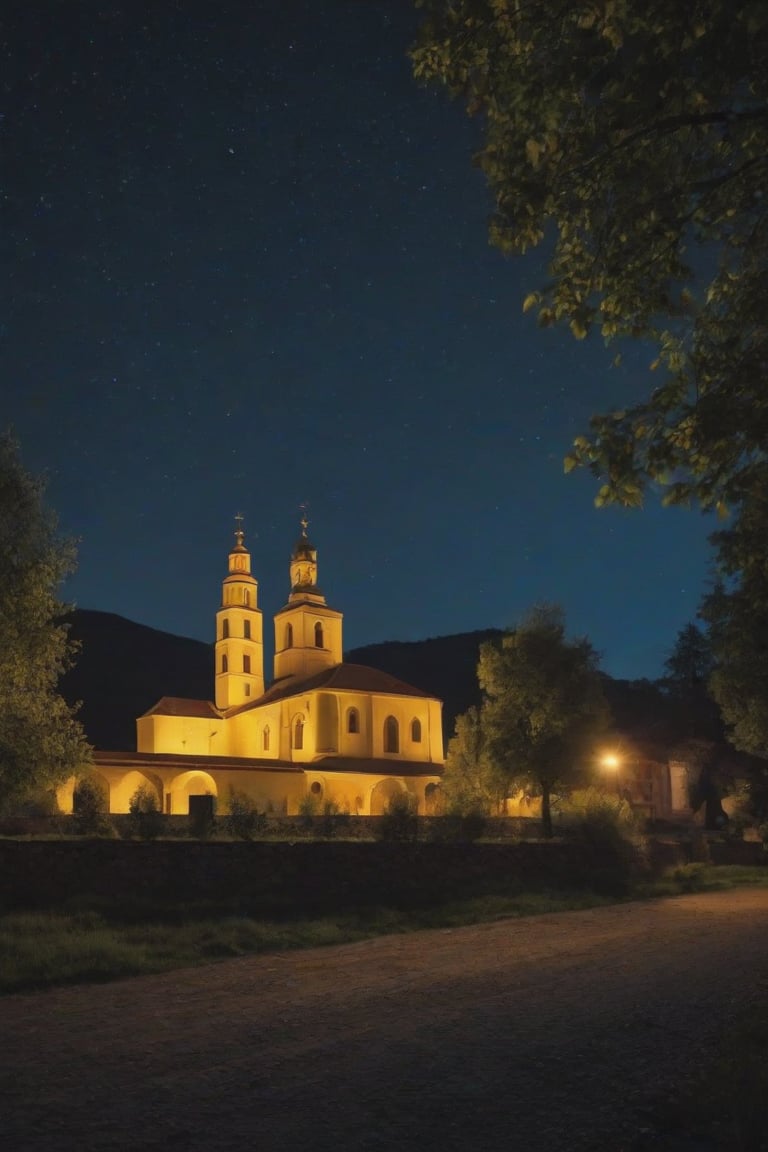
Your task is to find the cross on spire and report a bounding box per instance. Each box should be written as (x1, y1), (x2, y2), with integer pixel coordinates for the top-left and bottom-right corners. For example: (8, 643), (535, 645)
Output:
(299, 502), (309, 538)
(234, 511), (244, 547)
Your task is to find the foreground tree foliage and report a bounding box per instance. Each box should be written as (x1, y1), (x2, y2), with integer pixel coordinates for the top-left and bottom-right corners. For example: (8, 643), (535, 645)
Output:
(664, 623), (713, 693)
(477, 606), (610, 836)
(703, 577), (768, 759)
(412, 2), (768, 513)
(0, 435), (91, 808)
(662, 622), (720, 740)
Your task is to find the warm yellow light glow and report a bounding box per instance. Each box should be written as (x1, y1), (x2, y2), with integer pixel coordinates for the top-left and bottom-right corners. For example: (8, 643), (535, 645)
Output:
(601, 753), (620, 771)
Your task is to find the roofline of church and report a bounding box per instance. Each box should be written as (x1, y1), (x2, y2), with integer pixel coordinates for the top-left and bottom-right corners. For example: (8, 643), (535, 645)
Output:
(274, 596), (338, 613)
(93, 750), (303, 774)
(93, 751), (444, 778)
(93, 750), (442, 778)
(227, 663), (438, 716)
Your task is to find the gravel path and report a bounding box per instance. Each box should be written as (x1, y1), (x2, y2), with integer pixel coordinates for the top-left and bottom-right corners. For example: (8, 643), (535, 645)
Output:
(2, 888), (768, 1151)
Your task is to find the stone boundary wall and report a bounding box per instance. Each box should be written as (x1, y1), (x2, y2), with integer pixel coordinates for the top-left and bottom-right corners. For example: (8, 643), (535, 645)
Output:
(0, 839), (646, 916)
(0, 836), (763, 919)
(0, 813), (544, 840)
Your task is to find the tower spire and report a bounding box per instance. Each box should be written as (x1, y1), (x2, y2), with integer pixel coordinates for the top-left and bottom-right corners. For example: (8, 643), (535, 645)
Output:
(273, 517), (344, 681)
(215, 514), (264, 708)
(234, 511), (245, 551)
(290, 504), (318, 592)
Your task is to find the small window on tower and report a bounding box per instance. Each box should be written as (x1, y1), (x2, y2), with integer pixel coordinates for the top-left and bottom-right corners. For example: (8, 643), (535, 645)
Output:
(244, 620), (251, 640)
(222, 619), (229, 639)
(263, 725), (270, 751)
(285, 623), (293, 649)
(243, 589), (250, 606)
(314, 622), (324, 648)
(243, 655), (251, 674)
(244, 684), (251, 697)
(347, 708), (359, 734)
(222, 655), (228, 674)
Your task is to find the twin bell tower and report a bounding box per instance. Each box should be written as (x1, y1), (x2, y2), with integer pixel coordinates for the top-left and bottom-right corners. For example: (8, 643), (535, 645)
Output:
(214, 515), (343, 711)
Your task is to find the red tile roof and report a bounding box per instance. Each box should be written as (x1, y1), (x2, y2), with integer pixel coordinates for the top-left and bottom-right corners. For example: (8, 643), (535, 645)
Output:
(310, 756), (442, 778)
(230, 662), (436, 714)
(94, 750), (303, 774)
(139, 697), (221, 719)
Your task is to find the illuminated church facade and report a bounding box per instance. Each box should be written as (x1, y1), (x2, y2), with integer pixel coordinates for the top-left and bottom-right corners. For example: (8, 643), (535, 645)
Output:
(62, 521), (444, 817)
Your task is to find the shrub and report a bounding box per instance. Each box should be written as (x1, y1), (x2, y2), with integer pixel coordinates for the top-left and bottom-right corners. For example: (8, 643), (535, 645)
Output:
(12, 787), (60, 819)
(225, 790), (267, 840)
(670, 863), (708, 892)
(559, 790), (645, 894)
(127, 784), (163, 841)
(298, 792), (320, 831)
(318, 799), (350, 839)
(72, 776), (113, 837)
(377, 792), (419, 842)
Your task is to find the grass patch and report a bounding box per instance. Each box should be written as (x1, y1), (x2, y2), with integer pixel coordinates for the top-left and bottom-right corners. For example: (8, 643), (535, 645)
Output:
(0, 910), (371, 994)
(0, 889), (616, 995)
(638, 863), (768, 899)
(3, 866), (767, 996)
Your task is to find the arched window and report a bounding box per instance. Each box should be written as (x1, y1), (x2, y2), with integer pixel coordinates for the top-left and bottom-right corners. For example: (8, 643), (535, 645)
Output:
(285, 623), (293, 649)
(221, 654), (228, 674)
(263, 725), (270, 751)
(293, 717), (304, 750)
(243, 589), (250, 606)
(222, 619), (229, 639)
(243, 620), (251, 640)
(243, 654), (251, 674)
(411, 718), (422, 743)
(347, 707), (360, 735)
(384, 716), (399, 754)
(314, 621), (324, 648)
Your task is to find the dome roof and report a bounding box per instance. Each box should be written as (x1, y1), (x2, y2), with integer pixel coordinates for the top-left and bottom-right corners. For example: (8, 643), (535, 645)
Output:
(292, 536), (315, 559)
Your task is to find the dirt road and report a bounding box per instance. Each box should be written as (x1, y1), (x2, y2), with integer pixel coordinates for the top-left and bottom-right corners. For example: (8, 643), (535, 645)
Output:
(2, 889), (768, 1151)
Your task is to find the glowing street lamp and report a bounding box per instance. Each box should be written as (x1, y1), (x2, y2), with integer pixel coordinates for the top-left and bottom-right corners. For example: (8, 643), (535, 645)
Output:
(600, 752), (622, 798)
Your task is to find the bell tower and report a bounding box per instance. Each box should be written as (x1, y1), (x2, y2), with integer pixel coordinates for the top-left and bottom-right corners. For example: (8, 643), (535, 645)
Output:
(273, 512), (343, 682)
(215, 516), (264, 709)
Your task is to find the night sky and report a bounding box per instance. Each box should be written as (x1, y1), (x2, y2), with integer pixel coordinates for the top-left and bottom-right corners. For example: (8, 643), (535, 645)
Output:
(3, 1), (714, 682)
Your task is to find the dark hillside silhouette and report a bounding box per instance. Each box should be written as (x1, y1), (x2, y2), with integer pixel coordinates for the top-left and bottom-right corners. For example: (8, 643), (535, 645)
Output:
(61, 610), (212, 750)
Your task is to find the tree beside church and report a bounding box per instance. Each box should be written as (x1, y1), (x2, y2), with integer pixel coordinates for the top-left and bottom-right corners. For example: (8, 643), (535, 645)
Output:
(460, 607), (611, 836)
(0, 434), (91, 809)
